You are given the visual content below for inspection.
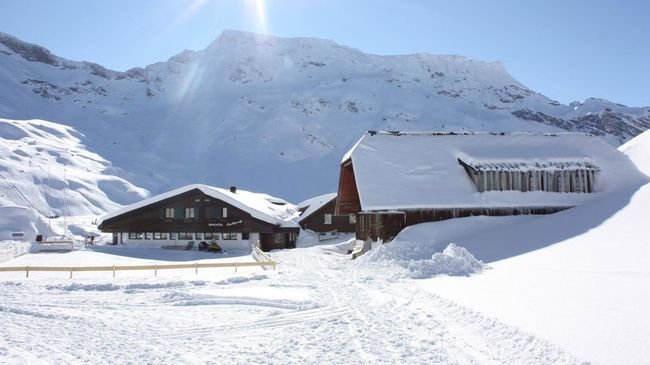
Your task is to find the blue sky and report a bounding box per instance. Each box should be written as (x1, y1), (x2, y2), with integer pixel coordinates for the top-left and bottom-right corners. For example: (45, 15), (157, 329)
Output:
(1, 0), (648, 106)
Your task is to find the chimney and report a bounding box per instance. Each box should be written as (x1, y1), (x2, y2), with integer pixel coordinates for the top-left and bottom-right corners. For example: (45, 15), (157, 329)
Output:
(229, 186), (237, 193)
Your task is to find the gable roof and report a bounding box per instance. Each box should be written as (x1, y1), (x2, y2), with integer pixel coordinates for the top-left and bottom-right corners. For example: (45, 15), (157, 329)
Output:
(297, 193), (337, 222)
(343, 131), (648, 211)
(99, 184), (299, 228)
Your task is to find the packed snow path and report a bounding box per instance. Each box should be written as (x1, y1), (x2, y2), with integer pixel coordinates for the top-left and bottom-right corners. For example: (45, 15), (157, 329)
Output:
(0, 245), (583, 364)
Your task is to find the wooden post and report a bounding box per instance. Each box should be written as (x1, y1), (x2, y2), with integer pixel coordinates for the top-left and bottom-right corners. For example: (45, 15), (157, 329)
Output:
(25, 266), (29, 278)
(69, 269), (73, 279)
(235, 262), (238, 272)
(195, 262), (198, 275)
(154, 265), (158, 277)
(112, 265), (116, 278)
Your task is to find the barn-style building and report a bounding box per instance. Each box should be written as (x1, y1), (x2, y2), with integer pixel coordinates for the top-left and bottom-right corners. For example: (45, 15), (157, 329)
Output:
(335, 131), (644, 242)
(98, 184), (300, 252)
(297, 193), (355, 233)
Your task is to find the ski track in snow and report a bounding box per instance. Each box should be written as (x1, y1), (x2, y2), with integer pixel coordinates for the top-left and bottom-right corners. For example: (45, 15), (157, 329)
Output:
(0, 246), (585, 365)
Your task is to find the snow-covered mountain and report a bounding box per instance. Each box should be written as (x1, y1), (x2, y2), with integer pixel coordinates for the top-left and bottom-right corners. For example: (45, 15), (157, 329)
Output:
(1, 30), (649, 203)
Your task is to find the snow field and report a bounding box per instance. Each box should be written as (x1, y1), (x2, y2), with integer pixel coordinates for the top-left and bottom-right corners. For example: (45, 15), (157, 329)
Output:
(408, 183), (650, 365)
(0, 242), (584, 364)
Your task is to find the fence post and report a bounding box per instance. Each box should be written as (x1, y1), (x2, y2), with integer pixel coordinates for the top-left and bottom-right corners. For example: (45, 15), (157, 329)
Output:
(112, 265), (116, 278)
(195, 262), (198, 275)
(154, 265), (158, 277)
(26, 266), (29, 278)
(69, 269), (73, 279)
(235, 262), (238, 272)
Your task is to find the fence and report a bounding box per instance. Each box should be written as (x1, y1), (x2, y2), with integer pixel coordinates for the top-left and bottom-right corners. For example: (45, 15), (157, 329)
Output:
(251, 243), (276, 270)
(0, 258), (276, 279)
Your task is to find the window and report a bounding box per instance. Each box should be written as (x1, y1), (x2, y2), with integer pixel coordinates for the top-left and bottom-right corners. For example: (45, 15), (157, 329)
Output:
(209, 207), (222, 219)
(154, 232), (167, 240)
(205, 232), (214, 240)
(165, 208), (174, 218)
(324, 214), (332, 224)
(178, 232), (193, 240)
(242, 232), (250, 240)
(274, 233), (286, 244)
(128, 232), (143, 240)
(222, 232), (237, 240)
(170, 232), (178, 240)
(349, 214), (356, 224)
(185, 208), (195, 219)
(195, 233), (203, 240)
(145, 232), (153, 240)
(222, 207), (228, 218)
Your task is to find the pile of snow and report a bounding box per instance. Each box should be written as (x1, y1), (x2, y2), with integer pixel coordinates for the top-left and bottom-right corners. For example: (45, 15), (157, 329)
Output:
(0, 206), (52, 241)
(0, 240), (29, 263)
(361, 241), (487, 279)
(619, 129), (650, 176)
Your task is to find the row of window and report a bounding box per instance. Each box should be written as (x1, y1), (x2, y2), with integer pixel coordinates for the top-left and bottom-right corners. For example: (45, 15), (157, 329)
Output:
(323, 214), (356, 225)
(127, 232), (246, 240)
(162, 207), (229, 219)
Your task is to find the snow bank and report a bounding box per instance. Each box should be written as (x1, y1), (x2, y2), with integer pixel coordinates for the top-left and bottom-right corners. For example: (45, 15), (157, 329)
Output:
(619, 129), (650, 176)
(0, 206), (52, 242)
(361, 242), (487, 279)
(0, 240), (29, 263)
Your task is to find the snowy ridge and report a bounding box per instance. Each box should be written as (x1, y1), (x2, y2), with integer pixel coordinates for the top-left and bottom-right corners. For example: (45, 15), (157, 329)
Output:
(0, 30), (649, 202)
(619, 130), (650, 176)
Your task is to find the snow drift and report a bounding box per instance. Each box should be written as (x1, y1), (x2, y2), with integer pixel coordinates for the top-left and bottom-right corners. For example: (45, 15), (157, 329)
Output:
(360, 242), (487, 279)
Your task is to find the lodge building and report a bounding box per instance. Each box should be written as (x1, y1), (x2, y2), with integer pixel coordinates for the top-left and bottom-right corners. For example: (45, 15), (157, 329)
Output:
(98, 184), (300, 252)
(297, 193), (355, 233)
(335, 131), (643, 242)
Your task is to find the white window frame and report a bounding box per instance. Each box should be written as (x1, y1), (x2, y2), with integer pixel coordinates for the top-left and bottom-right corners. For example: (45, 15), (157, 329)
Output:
(324, 214), (332, 225)
(165, 207), (174, 218)
(185, 207), (195, 219)
(349, 214), (356, 224)
(222, 207), (228, 218)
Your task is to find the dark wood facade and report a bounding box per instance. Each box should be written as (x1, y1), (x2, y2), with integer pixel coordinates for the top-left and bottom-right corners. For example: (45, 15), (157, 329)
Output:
(99, 188), (298, 251)
(299, 197), (355, 233)
(336, 158), (573, 242)
(356, 206), (571, 242)
(335, 159), (361, 215)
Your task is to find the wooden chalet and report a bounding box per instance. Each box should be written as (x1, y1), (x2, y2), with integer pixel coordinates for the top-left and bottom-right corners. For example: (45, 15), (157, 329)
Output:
(98, 184), (300, 252)
(297, 193), (355, 233)
(336, 131), (644, 242)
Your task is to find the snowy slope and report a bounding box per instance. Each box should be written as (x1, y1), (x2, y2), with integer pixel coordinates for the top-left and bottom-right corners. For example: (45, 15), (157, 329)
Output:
(619, 130), (650, 176)
(1, 30), (649, 202)
(367, 138), (650, 364)
(0, 117), (148, 221)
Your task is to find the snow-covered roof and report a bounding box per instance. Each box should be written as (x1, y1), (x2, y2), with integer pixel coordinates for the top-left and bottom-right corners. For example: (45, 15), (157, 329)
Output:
(344, 131), (648, 211)
(99, 184), (299, 228)
(297, 193), (337, 222)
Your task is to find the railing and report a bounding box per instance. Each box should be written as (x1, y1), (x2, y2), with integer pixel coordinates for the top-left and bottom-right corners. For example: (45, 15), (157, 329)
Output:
(0, 259), (276, 279)
(251, 243), (276, 270)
